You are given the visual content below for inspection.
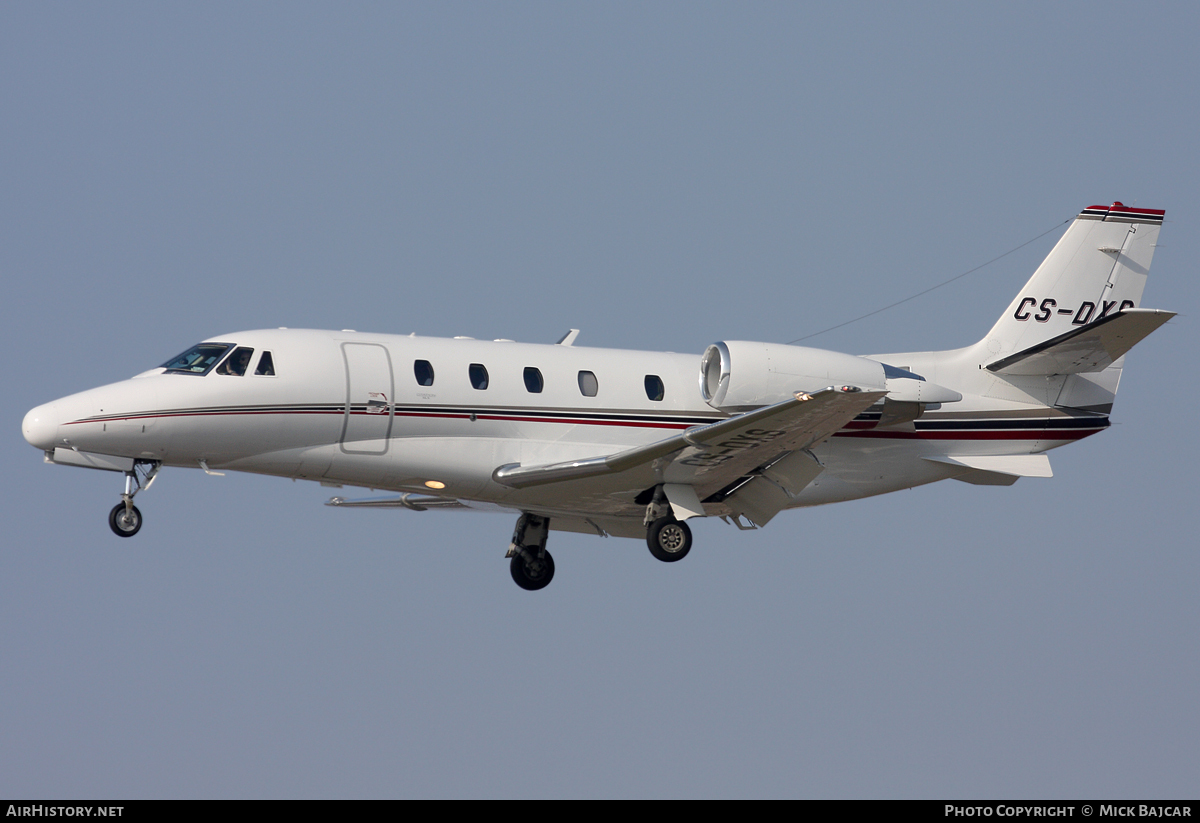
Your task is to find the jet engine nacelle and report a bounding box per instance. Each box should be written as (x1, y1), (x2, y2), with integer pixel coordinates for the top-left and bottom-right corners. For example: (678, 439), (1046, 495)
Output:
(699, 341), (887, 411)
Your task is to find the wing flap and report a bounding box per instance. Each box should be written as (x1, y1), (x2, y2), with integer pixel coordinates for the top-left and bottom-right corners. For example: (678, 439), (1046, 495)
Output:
(986, 308), (1175, 375)
(717, 448), (828, 526)
(725, 476), (792, 526)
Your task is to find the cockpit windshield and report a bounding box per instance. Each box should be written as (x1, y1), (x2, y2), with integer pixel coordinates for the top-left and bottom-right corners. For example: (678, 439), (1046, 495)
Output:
(161, 343), (234, 375)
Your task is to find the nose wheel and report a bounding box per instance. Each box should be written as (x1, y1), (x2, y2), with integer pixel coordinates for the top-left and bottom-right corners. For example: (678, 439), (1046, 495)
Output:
(106, 461), (160, 538)
(109, 503), (143, 537)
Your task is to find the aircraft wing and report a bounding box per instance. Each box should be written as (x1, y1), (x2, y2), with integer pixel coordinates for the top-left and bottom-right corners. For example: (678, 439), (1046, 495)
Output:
(493, 386), (887, 526)
(986, 308), (1175, 375)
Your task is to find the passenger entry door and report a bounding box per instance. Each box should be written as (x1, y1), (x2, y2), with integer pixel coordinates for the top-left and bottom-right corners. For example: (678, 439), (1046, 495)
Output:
(340, 342), (394, 454)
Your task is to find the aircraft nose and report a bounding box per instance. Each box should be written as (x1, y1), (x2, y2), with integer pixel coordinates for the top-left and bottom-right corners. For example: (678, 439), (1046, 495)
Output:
(22, 402), (61, 451)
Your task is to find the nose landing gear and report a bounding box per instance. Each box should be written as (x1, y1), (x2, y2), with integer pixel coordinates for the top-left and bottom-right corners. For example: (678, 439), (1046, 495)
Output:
(108, 461), (160, 538)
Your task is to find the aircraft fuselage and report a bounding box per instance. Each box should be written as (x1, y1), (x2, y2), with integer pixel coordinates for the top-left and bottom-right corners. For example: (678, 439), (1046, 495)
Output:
(23, 327), (1108, 532)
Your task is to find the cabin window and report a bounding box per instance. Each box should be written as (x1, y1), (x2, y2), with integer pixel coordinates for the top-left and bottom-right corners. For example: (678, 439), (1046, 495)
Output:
(469, 363), (489, 390)
(162, 343), (233, 375)
(644, 375), (665, 402)
(255, 351), (275, 376)
(414, 360), (435, 386)
(523, 367), (544, 393)
(217, 347), (255, 376)
(578, 370), (598, 397)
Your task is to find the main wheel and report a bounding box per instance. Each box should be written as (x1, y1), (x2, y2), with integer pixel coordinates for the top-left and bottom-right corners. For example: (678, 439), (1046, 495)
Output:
(510, 549), (555, 591)
(647, 517), (691, 562)
(108, 503), (142, 538)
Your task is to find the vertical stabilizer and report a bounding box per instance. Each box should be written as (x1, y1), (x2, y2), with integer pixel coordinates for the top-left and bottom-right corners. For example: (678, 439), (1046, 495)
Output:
(982, 203), (1163, 357)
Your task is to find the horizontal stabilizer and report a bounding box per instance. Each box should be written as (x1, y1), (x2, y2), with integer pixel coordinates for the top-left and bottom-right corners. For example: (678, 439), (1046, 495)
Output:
(925, 454), (1052, 486)
(987, 308), (1175, 375)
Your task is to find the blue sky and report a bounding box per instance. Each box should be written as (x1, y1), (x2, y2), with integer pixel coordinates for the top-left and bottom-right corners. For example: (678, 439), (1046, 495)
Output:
(2, 2), (1197, 798)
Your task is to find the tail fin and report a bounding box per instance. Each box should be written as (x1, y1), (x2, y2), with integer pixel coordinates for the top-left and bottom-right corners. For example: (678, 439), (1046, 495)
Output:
(972, 202), (1174, 415)
(983, 202), (1164, 358)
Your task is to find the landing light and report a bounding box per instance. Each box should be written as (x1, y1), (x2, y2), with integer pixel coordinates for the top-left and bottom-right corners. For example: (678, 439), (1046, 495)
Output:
(424, 480), (446, 490)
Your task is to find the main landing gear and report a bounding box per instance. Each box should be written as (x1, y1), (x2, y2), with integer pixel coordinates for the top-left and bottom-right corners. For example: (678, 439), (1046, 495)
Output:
(503, 491), (698, 590)
(644, 485), (692, 563)
(507, 513), (555, 591)
(108, 461), (161, 538)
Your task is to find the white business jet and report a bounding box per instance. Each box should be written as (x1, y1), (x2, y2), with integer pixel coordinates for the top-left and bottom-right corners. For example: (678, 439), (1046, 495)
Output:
(23, 202), (1174, 590)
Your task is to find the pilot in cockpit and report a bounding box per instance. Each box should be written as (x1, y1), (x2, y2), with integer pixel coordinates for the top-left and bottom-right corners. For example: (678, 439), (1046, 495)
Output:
(217, 347), (254, 376)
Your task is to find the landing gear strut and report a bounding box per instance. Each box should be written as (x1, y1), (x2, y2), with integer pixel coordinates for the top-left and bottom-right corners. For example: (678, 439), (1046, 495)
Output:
(506, 513), (555, 590)
(108, 461), (160, 538)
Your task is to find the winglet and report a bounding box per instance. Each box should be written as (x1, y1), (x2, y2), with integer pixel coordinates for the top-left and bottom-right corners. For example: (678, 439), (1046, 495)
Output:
(556, 329), (581, 346)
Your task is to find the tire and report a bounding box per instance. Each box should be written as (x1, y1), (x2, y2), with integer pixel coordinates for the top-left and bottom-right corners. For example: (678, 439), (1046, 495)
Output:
(109, 503), (142, 538)
(647, 517), (691, 562)
(510, 549), (555, 590)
